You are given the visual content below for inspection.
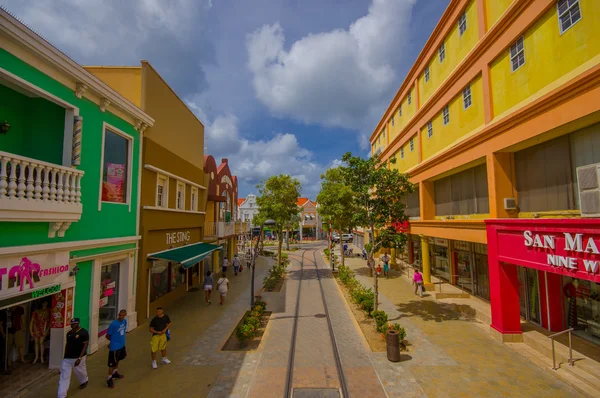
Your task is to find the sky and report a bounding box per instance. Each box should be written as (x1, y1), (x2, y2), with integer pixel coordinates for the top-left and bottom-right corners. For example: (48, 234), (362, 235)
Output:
(3, 0), (449, 199)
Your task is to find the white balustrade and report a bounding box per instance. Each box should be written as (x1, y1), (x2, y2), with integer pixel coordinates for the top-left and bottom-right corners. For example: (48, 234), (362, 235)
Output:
(0, 151), (84, 221)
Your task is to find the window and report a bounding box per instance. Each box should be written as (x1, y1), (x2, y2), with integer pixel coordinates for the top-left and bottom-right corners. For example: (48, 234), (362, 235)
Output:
(191, 187), (199, 211)
(434, 164), (489, 216)
(424, 66), (430, 82)
(150, 261), (185, 303)
(458, 12), (467, 36)
(398, 104), (403, 116)
(442, 106), (450, 125)
(101, 126), (131, 205)
(400, 147), (404, 159)
(409, 138), (414, 152)
(176, 181), (185, 210)
(510, 36), (525, 72)
(462, 84), (472, 109)
(427, 121), (433, 138)
(408, 91), (412, 105)
(391, 116), (395, 126)
(439, 42), (445, 62)
(156, 175), (168, 207)
(378, 136), (381, 145)
(382, 130), (386, 140)
(557, 0), (581, 34)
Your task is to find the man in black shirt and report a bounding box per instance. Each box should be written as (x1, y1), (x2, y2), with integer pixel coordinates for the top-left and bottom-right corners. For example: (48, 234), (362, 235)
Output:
(149, 307), (171, 370)
(57, 318), (89, 398)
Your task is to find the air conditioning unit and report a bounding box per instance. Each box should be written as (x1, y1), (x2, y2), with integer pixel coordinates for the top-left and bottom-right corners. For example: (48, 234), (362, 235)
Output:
(504, 198), (517, 210)
(577, 163), (600, 218)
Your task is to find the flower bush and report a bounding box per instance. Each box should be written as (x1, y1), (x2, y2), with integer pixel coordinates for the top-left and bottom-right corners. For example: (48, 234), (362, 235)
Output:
(372, 310), (389, 333)
(263, 259), (289, 290)
(236, 301), (268, 344)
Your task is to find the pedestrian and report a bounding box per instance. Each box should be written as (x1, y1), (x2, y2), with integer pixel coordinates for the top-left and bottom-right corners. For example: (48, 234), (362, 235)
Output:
(106, 309), (127, 389)
(232, 254), (241, 276)
(149, 307), (171, 370)
(381, 252), (390, 279)
(217, 272), (230, 305)
(375, 264), (382, 277)
(222, 256), (229, 274)
(57, 318), (89, 398)
(204, 271), (213, 306)
(413, 269), (424, 298)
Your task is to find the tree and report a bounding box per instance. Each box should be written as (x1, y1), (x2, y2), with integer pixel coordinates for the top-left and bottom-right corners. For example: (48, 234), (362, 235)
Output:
(341, 152), (413, 312)
(256, 174), (302, 266)
(317, 167), (356, 267)
(283, 213), (301, 251)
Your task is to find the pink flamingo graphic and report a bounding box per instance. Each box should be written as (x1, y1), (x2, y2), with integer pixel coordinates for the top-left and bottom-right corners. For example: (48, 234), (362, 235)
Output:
(9, 257), (41, 291)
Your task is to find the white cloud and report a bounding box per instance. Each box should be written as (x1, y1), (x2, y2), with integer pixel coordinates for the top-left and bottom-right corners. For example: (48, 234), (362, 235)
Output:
(246, 0), (416, 133)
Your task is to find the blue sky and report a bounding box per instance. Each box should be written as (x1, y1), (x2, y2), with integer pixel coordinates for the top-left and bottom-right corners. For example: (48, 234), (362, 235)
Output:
(3, 0), (449, 199)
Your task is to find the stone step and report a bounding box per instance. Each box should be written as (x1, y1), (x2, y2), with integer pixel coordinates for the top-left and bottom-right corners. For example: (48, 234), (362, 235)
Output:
(506, 342), (600, 397)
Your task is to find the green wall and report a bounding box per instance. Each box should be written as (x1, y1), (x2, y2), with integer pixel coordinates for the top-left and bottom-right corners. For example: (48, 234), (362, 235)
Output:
(0, 49), (141, 247)
(74, 260), (93, 331)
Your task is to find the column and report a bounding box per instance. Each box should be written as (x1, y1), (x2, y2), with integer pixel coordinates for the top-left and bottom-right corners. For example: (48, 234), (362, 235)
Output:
(420, 235), (433, 290)
(419, 181), (435, 220)
(486, 152), (516, 219)
(408, 240), (414, 264)
(545, 272), (565, 332)
(391, 247), (397, 269)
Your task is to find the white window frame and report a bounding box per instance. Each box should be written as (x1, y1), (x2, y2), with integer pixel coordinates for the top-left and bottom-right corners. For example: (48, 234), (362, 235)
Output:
(439, 42), (445, 63)
(424, 65), (430, 83)
(458, 12), (467, 36)
(176, 181), (185, 210)
(510, 36), (525, 72)
(98, 122), (134, 212)
(557, 0), (582, 34)
(408, 91), (412, 105)
(191, 187), (199, 211)
(410, 138), (414, 152)
(462, 84), (472, 110)
(400, 147), (405, 159)
(156, 174), (169, 208)
(442, 105), (450, 125)
(427, 121), (433, 138)
(382, 130), (386, 140)
(391, 116), (395, 126)
(398, 104), (402, 116)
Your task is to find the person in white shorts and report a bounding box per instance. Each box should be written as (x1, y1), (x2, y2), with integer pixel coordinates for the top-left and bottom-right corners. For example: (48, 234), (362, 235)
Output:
(217, 273), (230, 305)
(204, 271), (213, 306)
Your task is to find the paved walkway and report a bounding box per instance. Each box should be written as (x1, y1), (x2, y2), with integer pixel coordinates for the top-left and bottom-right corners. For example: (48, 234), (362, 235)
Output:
(21, 257), (272, 398)
(338, 246), (585, 398)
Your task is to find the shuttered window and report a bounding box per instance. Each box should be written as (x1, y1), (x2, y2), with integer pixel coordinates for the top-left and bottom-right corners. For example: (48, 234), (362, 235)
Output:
(434, 164), (489, 216)
(402, 190), (421, 218)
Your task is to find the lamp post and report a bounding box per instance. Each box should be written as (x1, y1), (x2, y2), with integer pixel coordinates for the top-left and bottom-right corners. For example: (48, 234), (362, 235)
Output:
(250, 219), (276, 308)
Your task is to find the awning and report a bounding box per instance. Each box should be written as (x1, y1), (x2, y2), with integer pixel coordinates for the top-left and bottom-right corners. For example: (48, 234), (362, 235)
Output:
(147, 242), (222, 268)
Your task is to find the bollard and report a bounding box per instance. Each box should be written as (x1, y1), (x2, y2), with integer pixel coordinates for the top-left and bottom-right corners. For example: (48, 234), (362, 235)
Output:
(386, 330), (401, 362)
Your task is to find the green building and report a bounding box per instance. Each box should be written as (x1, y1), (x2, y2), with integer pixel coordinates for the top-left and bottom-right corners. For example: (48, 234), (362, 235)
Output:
(0, 7), (153, 376)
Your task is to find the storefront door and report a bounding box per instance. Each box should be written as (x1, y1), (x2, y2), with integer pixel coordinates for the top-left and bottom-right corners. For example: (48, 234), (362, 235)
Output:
(99, 263), (120, 337)
(473, 253), (490, 301)
(518, 267), (541, 325)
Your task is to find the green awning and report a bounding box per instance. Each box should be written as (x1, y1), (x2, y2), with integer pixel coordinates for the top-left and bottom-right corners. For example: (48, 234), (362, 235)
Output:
(148, 242), (222, 268)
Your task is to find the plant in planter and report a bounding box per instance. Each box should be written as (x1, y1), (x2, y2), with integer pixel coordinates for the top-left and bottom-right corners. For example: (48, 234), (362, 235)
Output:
(372, 310), (389, 333)
(236, 323), (256, 344)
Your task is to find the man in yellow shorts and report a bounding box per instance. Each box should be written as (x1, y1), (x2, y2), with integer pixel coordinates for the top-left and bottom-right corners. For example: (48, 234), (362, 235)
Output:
(149, 307), (171, 370)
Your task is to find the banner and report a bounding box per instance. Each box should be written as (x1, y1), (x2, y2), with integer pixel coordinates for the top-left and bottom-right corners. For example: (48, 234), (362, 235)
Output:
(102, 163), (125, 202)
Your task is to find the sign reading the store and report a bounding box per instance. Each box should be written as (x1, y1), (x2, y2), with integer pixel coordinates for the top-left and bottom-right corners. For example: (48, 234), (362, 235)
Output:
(166, 231), (191, 245)
(31, 284), (62, 299)
(523, 231), (600, 274)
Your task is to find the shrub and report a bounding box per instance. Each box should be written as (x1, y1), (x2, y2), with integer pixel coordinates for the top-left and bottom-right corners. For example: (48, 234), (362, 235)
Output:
(381, 323), (406, 341)
(372, 310), (389, 333)
(324, 248), (331, 257)
(236, 323), (255, 342)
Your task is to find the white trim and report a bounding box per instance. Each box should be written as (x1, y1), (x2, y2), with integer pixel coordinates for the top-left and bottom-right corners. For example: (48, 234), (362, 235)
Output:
(0, 235), (141, 257)
(136, 133), (143, 237)
(156, 174), (169, 208)
(143, 205), (205, 215)
(70, 247), (138, 264)
(557, 0), (582, 35)
(144, 164), (206, 190)
(176, 181), (186, 210)
(61, 109), (75, 167)
(509, 36), (525, 73)
(99, 122), (134, 212)
(0, 9), (154, 127)
(191, 186), (199, 212)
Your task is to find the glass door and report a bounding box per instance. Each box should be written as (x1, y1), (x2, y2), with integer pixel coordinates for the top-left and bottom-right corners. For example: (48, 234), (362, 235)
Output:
(517, 267), (541, 325)
(99, 263), (120, 337)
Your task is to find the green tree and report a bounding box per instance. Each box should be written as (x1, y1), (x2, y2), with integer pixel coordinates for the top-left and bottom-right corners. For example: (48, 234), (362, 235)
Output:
(317, 167), (356, 266)
(341, 152), (413, 312)
(256, 174), (302, 266)
(283, 213), (301, 250)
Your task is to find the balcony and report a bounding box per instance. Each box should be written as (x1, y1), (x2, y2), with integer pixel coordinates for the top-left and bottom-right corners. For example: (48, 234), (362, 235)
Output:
(0, 151), (84, 231)
(218, 221), (235, 238)
(234, 221), (251, 234)
(204, 222), (217, 239)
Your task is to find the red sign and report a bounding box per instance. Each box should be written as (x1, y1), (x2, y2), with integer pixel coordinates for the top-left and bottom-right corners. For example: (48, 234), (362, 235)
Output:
(102, 163), (126, 202)
(392, 221), (409, 233)
(51, 290), (66, 328)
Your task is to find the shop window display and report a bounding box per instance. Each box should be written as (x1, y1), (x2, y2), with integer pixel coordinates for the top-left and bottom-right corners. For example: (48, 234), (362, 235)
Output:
(431, 244), (450, 281)
(150, 262), (186, 303)
(99, 263), (120, 336)
(564, 277), (600, 344)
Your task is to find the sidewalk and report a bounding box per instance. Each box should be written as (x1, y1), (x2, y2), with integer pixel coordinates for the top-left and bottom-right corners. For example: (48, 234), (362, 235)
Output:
(20, 257), (272, 398)
(336, 246), (584, 397)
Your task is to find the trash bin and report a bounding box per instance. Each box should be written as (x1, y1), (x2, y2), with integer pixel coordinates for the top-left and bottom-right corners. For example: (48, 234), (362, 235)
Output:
(386, 329), (401, 362)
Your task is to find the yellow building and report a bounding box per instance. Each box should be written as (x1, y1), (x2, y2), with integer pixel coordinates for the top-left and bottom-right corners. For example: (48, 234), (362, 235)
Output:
(371, 0), (600, 347)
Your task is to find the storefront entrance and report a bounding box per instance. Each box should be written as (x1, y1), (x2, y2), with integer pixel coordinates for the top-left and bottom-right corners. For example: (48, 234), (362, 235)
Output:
(517, 267), (542, 325)
(99, 262), (120, 337)
(563, 276), (600, 345)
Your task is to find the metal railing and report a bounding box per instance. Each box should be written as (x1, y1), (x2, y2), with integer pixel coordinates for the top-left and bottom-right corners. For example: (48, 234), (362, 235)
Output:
(547, 328), (574, 370)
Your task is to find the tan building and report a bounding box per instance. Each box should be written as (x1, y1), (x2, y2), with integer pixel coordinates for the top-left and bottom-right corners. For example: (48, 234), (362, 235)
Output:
(85, 62), (220, 320)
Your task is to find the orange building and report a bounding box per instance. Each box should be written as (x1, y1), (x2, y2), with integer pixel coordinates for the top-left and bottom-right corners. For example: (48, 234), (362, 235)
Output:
(371, 0), (600, 346)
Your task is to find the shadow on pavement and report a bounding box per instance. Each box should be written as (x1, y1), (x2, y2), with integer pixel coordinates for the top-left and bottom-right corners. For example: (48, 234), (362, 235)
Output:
(396, 299), (478, 323)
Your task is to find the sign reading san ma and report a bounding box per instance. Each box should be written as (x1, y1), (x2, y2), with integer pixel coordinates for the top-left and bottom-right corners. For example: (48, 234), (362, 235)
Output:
(524, 231), (600, 273)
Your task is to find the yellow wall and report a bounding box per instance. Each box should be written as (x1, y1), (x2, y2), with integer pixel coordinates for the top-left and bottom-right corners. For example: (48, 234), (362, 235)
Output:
(485, 0), (513, 30)
(388, 88), (417, 143)
(417, 0), (479, 106)
(390, 134), (419, 173)
(84, 67), (142, 107)
(421, 75), (484, 160)
(491, 0), (600, 117)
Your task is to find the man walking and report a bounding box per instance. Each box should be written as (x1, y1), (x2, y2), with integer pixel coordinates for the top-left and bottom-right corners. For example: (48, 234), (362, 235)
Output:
(222, 256), (229, 274)
(106, 309), (127, 388)
(149, 307), (171, 370)
(381, 252), (391, 279)
(232, 254), (241, 276)
(57, 318), (89, 398)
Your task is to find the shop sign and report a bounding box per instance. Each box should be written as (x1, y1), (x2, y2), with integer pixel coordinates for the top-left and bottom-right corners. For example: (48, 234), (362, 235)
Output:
(523, 231), (600, 273)
(453, 240), (472, 252)
(0, 253), (71, 300)
(434, 238), (449, 247)
(166, 231), (191, 245)
(31, 284), (61, 299)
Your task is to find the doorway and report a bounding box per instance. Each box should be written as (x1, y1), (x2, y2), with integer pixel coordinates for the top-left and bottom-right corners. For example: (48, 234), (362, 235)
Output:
(518, 267), (542, 325)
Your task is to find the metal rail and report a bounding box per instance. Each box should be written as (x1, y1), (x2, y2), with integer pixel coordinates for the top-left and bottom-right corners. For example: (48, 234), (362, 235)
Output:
(547, 328), (575, 370)
(284, 246), (349, 398)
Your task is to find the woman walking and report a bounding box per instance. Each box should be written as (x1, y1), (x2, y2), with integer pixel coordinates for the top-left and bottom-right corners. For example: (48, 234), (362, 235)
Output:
(204, 271), (213, 305)
(217, 273), (230, 305)
(413, 269), (424, 298)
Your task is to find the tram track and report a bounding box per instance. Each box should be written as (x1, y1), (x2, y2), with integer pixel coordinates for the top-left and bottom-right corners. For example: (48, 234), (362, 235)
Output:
(284, 246), (349, 398)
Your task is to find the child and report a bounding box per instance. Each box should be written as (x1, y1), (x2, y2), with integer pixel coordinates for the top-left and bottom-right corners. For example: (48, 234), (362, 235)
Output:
(375, 264), (382, 277)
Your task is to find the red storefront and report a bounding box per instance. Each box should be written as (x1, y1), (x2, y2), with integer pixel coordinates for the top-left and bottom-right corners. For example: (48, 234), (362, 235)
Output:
(486, 219), (600, 343)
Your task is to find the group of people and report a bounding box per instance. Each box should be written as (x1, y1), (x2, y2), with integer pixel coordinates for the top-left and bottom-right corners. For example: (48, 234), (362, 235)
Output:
(365, 250), (425, 297)
(57, 307), (172, 397)
(203, 254), (243, 306)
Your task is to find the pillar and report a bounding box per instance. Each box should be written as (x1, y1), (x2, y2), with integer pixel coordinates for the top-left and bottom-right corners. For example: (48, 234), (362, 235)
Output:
(391, 247), (397, 268)
(545, 272), (565, 332)
(419, 181), (435, 220)
(420, 235), (433, 290)
(486, 152), (517, 219)
(408, 240), (414, 264)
